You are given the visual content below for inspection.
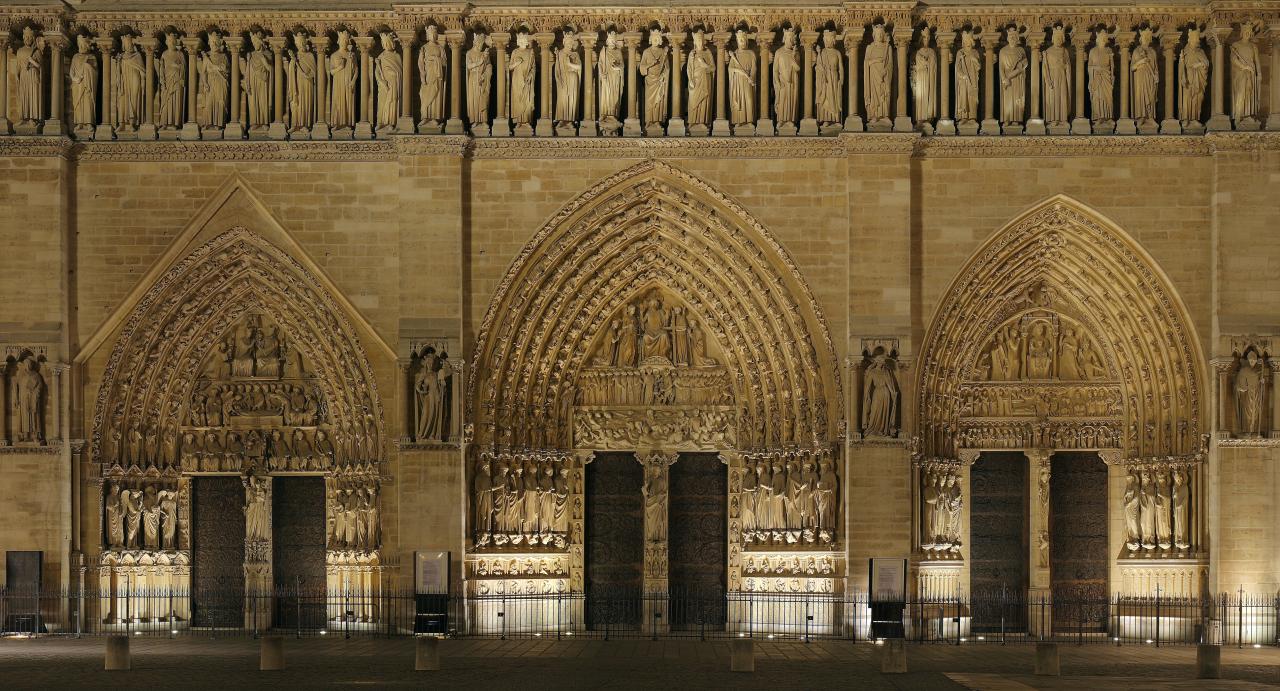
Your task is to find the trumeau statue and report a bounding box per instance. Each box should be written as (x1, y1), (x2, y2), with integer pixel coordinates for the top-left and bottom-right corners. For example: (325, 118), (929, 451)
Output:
(14, 355), (46, 444)
(243, 30), (274, 130)
(597, 30), (624, 125)
(14, 27), (44, 125)
(954, 30), (980, 124)
(910, 27), (936, 125)
(284, 32), (316, 133)
(329, 30), (358, 129)
(70, 35), (98, 129)
(1179, 27), (1209, 125)
(862, 349), (899, 438)
(999, 27), (1028, 125)
(1043, 26), (1072, 126)
(642, 460), (668, 543)
(1087, 29), (1115, 125)
(639, 29), (669, 129)
(419, 26), (447, 127)
(1231, 22), (1261, 126)
(466, 32), (492, 128)
(773, 28), (800, 127)
(1130, 28), (1159, 126)
(728, 29), (757, 126)
(157, 32), (186, 129)
(864, 24), (893, 127)
(374, 32), (402, 132)
(509, 31), (536, 127)
(554, 31), (583, 127)
(114, 34), (145, 131)
(244, 474), (270, 542)
(686, 30), (714, 127)
(198, 31), (231, 130)
(1234, 349), (1264, 437)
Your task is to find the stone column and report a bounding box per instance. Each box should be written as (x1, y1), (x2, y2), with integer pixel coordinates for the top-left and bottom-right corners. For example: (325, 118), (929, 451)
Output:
(1206, 26), (1232, 131)
(1070, 29), (1091, 134)
(1270, 360), (1280, 438)
(50, 364), (65, 444)
(492, 32), (511, 137)
(844, 29), (862, 131)
(799, 29), (819, 135)
(1267, 24), (1280, 131)
(1027, 32), (1046, 135)
(1025, 448), (1053, 638)
(668, 30), (686, 137)
(354, 36), (374, 139)
(1159, 32), (1181, 134)
(979, 34), (1000, 134)
(892, 26), (913, 132)
(266, 36), (288, 139)
(181, 37), (202, 139)
(757, 32), (774, 134)
(623, 32), (642, 136)
(1213, 359), (1234, 438)
(138, 38), (157, 140)
(395, 31), (416, 134)
(534, 32), (554, 136)
(1115, 31), (1137, 134)
(444, 31), (465, 134)
(579, 33), (598, 136)
(712, 31), (731, 136)
(94, 38), (115, 140)
(0, 36), (10, 134)
(936, 31), (956, 135)
(225, 37), (244, 139)
(43, 33), (66, 135)
(310, 36), (329, 139)
(639, 451), (676, 635)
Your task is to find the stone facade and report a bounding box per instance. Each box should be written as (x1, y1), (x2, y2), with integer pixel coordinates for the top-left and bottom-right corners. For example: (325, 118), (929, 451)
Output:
(0, 1), (1278, 636)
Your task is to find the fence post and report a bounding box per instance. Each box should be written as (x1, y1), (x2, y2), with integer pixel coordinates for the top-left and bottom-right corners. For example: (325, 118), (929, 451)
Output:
(168, 584), (175, 638)
(1238, 585), (1244, 648)
(1155, 586), (1161, 647)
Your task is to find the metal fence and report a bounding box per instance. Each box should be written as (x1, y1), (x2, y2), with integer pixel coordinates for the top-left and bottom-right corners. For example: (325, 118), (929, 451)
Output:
(2, 586), (1278, 647)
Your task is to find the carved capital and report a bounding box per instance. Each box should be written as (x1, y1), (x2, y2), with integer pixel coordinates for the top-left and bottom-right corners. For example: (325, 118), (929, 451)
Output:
(266, 35), (288, 51)
(1114, 31), (1136, 48)
(957, 448), (980, 465)
(1025, 448), (1053, 463)
(1098, 449), (1123, 465)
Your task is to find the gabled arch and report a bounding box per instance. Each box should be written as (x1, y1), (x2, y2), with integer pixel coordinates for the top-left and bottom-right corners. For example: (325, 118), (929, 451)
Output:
(468, 160), (842, 451)
(917, 195), (1204, 460)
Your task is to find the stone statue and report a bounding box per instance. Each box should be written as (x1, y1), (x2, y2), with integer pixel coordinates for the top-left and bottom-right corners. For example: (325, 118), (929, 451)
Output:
(954, 30), (981, 124)
(729, 29), (757, 126)
(1138, 469), (1156, 549)
(465, 32), (492, 128)
(741, 464), (758, 536)
(553, 463), (569, 536)
(772, 28), (800, 126)
(617, 304), (639, 367)
(598, 30), (625, 125)
(1130, 28), (1159, 125)
(1087, 30), (1115, 125)
(1043, 27), (1072, 126)
(328, 30), (357, 129)
(815, 459), (838, 541)
(105, 482), (125, 548)
(1231, 23), (1261, 125)
(142, 485), (161, 548)
(414, 347), (440, 439)
(686, 31), (714, 127)
(198, 31), (231, 129)
(1154, 470), (1172, 549)
(785, 459), (804, 534)
(1179, 27), (1209, 125)
(1234, 350), (1263, 437)
(244, 475), (270, 541)
(419, 26), (447, 127)
(521, 459), (539, 538)
(945, 473), (963, 550)
(114, 34), (145, 130)
(69, 35), (98, 129)
(508, 32), (536, 127)
(689, 319), (717, 367)
(1057, 327), (1082, 380)
(922, 472), (940, 548)
(374, 32), (402, 131)
(642, 461), (667, 542)
(864, 24), (893, 126)
(669, 306), (690, 365)
(473, 459), (493, 544)
(243, 30), (274, 130)
(999, 27), (1028, 125)
(815, 29), (844, 127)
(159, 489), (178, 549)
(15, 357), (45, 443)
(13, 27), (44, 125)
(157, 32), (186, 129)
(1025, 323), (1053, 379)
(123, 488), (142, 548)
(1123, 470), (1141, 551)
(639, 29), (669, 128)
(910, 27), (936, 125)
(284, 32), (316, 133)
(363, 487), (380, 548)
(1172, 469), (1189, 550)
(537, 461), (555, 542)
(554, 31), (583, 127)
(641, 297), (671, 361)
(862, 351), (898, 438)
(491, 460), (510, 538)
(434, 352), (455, 441)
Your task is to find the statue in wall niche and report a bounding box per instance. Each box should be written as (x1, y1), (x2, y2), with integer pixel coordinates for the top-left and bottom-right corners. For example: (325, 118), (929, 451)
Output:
(1154, 470), (1172, 549)
(862, 350), (899, 438)
(598, 30), (625, 125)
(245, 475), (270, 541)
(198, 31), (230, 130)
(954, 30), (981, 125)
(14, 356), (45, 444)
(554, 31), (583, 128)
(284, 32), (316, 133)
(328, 30), (357, 129)
(414, 346), (455, 441)
(114, 34), (146, 130)
(70, 35), (98, 129)
(1138, 469), (1156, 550)
(999, 27), (1028, 125)
(864, 24), (893, 126)
(773, 28), (800, 127)
(123, 488), (142, 549)
(911, 27), (936, 125)
(105, 482), (125, 548)
(642, 461), (667, 543)
(639, 29), (670, 129)
(1231, 23), (1261, 126)
(729, 29), (757, 126)
(1130, 28), (1159, 126)
(508, 31), (536, 127)
(374, 32), (402, 132)
(419, 26), (447, 127)
(1042, 27), (1072, 126)
(1172, 469), (1189, 550)
(1123, 470), (1141, 551)
(813, 29), (844, 127)
(465, 32), (492, 128)
(686, 30), (714, 128)
(243, 30), (274, 130)
(815, 459), (838, 541)
(157, 32), (186, 129)
(1087, 30), (1115, 126)
(1234, 350), (1264, 437)
(1025, 323), (1054, 379)
(14, 27), (44, 125)
(1179, 27), (1209, 126)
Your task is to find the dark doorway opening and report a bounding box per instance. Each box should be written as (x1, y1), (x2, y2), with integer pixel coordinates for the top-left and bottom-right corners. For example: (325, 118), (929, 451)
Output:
(969, 451), (1028, 632)
(273, 476), (327, 629)
(1050, 451), (1109, 633)
(668, 453), (727, 630)
(191, 477), (245, 627)
(585, 452), (643, 630)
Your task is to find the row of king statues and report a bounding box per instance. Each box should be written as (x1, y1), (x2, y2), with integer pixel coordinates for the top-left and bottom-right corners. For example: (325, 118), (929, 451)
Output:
(473, 454), (571, 549)
(740, 453), (838, 546)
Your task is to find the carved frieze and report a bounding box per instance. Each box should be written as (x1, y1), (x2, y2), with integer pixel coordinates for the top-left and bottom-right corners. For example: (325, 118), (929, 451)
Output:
(573, 407), (737, 451)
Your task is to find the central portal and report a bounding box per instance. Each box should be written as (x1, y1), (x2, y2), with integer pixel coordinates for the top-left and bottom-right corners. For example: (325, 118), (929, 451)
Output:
(668, 453), (727, 629)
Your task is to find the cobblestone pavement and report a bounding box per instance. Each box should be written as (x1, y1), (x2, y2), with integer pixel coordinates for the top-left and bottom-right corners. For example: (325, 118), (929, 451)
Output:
(0, 637), (1277, 689)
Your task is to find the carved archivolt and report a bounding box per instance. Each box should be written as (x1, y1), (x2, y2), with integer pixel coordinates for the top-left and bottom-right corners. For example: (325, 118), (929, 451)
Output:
(917, 197), (1203, 461)
(468, 160), (842, 452)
